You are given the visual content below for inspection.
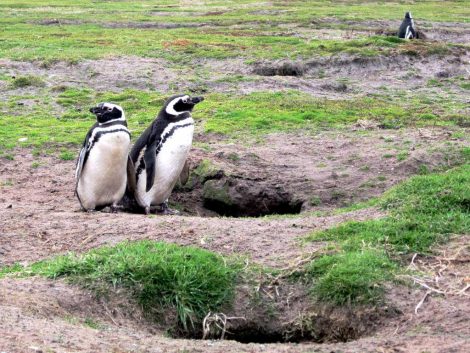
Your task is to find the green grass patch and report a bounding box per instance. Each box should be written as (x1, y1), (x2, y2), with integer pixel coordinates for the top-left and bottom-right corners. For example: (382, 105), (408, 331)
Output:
(0, 1), (467, 63)
(3, 88), (465, 149)
(59, 150), (75, 161)
(303, 162), (470, 305)
(308, 250), (396, 305)
(4, 240), (240, 330)
(396, 151), (409, 161)
(460, 82), (470, 90)
(310, 164), (469, 253)
(9, 75), (45, 88)
(57, 87), (94, 109)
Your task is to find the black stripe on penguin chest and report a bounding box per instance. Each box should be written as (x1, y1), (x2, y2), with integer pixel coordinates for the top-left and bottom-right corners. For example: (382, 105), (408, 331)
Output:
(85, 127), (130, 166)
(155, 122), (193, 156)
(135, 122), (193, 181)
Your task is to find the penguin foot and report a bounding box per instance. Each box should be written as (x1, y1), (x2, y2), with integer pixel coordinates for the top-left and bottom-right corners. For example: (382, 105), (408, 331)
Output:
(156, 202), (180, 216)
(144, 206), (151, 215)
(110, 205), (118, 214)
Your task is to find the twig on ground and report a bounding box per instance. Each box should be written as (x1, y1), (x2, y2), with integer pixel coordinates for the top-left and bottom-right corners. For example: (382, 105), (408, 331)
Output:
(457, 283), (470, 295)
(411, 277), (446, 295)
(415, 290), (431, 315)
(407, 253), (418, 270)
(102, 302), (118, 325)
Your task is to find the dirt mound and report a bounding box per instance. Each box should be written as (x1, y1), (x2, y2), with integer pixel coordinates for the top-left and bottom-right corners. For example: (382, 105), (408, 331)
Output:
(173, 128), (468, 216)
(253, 61), (306, 77)
(2, 44), (468, 101)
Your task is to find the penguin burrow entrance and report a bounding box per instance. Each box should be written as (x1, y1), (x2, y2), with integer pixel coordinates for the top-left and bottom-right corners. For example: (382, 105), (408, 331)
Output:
(174, 164), (304, 217)
(166, 283), (391, 345)
(200, 177), (303, 217)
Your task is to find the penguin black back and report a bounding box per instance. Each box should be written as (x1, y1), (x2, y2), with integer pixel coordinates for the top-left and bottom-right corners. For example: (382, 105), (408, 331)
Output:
(398, 11), (416, 39)
(128, 94), (204, 214)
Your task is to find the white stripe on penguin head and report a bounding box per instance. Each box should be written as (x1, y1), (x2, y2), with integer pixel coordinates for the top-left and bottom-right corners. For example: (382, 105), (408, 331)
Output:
(165, 95), (190, 116)
(99, 102), (126, 125)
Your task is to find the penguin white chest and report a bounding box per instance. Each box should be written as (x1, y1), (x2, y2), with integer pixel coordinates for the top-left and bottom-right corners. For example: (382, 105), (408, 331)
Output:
(143, 124), (194, 205)
(77, 131), (130, 209)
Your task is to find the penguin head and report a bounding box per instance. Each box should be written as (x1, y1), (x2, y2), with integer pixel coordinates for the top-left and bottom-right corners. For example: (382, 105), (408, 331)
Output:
(89, 102), (125, 124)
(163, 94), (204, 118)
(405, 11), (412, 19)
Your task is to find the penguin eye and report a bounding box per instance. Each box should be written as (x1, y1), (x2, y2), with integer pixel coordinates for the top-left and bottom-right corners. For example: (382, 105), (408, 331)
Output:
(182, 98), (188, 104)
(107, 107), (113, 112)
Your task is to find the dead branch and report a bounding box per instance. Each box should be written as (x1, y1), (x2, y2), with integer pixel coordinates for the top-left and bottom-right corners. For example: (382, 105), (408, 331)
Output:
(411, 277), (446, 295)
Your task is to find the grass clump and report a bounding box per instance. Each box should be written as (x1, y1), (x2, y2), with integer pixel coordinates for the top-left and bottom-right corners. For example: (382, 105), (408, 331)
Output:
(11, 240), (240, 330)
(304, 163), (470, 305)
(311, 164), (469, 253)
(57, 88), (94, 109)
(59, 150), (75, 161)
(9, 75), (45, 88)
(308, 250), (396, 305)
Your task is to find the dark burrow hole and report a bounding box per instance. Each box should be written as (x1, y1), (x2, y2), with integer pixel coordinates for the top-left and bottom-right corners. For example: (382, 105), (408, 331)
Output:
(174, 324), (360, 344)
(174, 176), (304, 218)
(167, 287), (392, 345)
(202, 196), (303, 217)
(180, 331), (299, 344)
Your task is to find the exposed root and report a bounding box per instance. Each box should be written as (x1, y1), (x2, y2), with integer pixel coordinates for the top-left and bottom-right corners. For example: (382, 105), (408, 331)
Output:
(202, 312), (246, 340)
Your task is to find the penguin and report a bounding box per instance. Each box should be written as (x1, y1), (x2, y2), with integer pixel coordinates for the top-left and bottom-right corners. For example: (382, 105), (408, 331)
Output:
(129, 94), (204, 215)
(75, 102), (134, 212)
(398, 12), (416, 39)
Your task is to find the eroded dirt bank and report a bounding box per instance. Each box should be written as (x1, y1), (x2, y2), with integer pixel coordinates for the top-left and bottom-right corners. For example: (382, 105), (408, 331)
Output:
(1, 236), (468, 353)
(1, 128), (467, 266)
(0, 128), (469, 352)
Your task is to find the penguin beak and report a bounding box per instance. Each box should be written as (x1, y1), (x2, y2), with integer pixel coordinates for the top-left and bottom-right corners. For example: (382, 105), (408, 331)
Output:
(89, 106), (102, 116)
(190, 96), (204, 104)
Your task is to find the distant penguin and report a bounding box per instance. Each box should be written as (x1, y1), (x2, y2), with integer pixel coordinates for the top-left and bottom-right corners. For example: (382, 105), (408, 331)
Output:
(398, 12), (416, 39)
(129, 94), (204, 215)
(75, 102), (133, 212)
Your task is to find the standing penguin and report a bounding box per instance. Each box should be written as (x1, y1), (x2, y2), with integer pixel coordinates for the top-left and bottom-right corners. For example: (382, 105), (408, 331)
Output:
(398, 12), (416, 39)
(75, 102), (133, 212)
(129, 94), (204, 214)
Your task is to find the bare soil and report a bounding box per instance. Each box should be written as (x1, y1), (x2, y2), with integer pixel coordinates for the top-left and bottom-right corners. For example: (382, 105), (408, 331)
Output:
(0, 128), (469, 352)
(1, 44), (468, 103)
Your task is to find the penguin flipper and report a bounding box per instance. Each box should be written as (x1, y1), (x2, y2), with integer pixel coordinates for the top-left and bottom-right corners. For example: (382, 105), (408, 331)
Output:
(75, 123), (96, 182)
(143, 142), (157, 192)
(126, 155), (137, 195)
(75, 147), (87, 181)
(178, 159), (190, 186)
